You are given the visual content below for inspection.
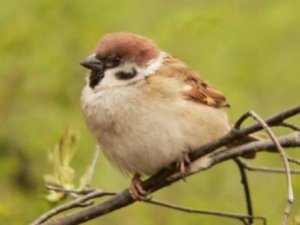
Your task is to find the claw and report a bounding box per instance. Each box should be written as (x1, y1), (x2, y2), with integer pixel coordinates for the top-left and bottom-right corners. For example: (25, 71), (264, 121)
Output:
(129, 174), (150, 201)
(176, 152), (191, 181)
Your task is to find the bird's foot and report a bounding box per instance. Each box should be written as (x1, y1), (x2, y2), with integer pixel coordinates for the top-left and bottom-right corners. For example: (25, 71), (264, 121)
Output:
(129, 174), (150, 201)
(176, 152), (191, 181)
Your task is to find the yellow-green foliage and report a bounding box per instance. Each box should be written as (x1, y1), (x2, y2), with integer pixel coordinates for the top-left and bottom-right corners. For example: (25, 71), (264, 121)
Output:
(0, 0), (300, 224)
(44, 127), (77, 202)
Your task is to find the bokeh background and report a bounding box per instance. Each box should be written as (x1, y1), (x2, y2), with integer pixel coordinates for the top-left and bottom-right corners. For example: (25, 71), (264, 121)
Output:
(1, 0), (300, 224)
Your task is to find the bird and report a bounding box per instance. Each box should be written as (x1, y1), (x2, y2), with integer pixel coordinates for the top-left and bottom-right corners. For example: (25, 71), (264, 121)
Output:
(80, 32), (231, 199)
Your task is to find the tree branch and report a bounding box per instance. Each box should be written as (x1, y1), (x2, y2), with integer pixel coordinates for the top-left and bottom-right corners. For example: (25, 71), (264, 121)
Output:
(33, 106), (300, 225)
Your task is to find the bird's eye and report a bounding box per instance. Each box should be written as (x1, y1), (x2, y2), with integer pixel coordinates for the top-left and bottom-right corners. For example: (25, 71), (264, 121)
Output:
(112, 56), (122, 65)
(105, 56), (123, 68)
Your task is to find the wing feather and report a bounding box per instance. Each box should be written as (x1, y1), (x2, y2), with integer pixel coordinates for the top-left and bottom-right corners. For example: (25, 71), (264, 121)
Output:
(158, 56), (229, 108)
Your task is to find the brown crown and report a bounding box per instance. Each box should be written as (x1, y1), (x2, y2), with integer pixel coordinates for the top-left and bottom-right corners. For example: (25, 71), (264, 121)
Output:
(94, 32), (160, 65)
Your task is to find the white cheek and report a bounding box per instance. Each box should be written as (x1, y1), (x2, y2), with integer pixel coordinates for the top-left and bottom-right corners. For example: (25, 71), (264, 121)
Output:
(96, 63), (144, 90)
(99, 68), (124, 89)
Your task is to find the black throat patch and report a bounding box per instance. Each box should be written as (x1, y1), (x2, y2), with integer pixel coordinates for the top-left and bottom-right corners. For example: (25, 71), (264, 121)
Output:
(89, 70), (104, 88)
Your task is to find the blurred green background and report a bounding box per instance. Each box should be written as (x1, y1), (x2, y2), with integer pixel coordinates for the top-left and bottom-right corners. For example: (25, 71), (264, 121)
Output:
(1, 0), (300, 224)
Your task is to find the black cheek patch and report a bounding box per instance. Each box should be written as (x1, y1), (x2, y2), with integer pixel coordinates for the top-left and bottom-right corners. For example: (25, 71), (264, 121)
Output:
(115, 68), (137, 80)
(89, 70), (104, 88)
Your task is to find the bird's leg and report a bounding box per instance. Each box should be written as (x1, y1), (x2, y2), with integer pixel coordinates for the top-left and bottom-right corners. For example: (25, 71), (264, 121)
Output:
(129, 173), (149, 200)
(176, 152), (191, 181)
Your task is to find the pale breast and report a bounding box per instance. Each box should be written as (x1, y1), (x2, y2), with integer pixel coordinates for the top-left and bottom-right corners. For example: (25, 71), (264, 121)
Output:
(81, 78), (230, 176)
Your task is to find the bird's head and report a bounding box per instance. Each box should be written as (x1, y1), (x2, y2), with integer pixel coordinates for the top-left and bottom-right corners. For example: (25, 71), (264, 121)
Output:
(80, 32), (165, 90)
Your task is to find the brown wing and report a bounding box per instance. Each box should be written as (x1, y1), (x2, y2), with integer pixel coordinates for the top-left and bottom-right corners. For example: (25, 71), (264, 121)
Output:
(159, 56), (229, 108)
(184, 76), (229, 108)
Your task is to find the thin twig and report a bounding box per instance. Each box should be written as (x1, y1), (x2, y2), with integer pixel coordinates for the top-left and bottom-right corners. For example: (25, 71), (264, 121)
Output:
(31, 190), (116, 225)
(232, 110), (294, 225)
(45, 184), (96, 195)
(144, 199), (266, 225)
(234, 158), (253, 225)
(280, 122), (300, 132)
(287, 156), (300, 166)
(237, 160), (300, 174)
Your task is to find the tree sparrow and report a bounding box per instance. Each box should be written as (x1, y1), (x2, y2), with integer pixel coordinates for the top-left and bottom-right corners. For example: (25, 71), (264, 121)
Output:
(80, 32), (231, 199)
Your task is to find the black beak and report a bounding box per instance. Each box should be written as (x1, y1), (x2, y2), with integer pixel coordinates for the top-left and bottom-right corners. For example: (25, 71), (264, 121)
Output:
(80, 54), (104, 71)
